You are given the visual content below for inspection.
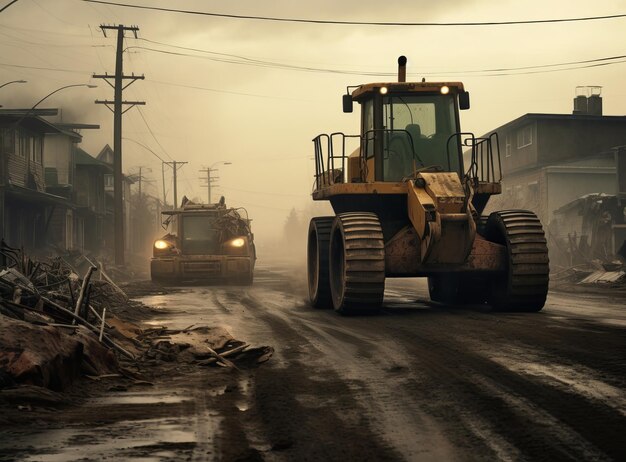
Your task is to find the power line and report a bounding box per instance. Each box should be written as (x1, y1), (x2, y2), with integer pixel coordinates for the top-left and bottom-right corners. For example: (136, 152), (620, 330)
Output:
(81, 1), (626, 27)
(149, 79), (310, 101)
(123, 137), (165, 162)
(2, 51), (625, 83)
(134, 40), (626, 77)
(0, 23), (92, 37)
(0, 0), (20, 13)
(0, 61), (87, 74)
(135, 105), (173, 161)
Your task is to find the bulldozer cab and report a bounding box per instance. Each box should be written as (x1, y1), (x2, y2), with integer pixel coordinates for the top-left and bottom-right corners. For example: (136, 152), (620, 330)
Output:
(350, 78), (470, 183)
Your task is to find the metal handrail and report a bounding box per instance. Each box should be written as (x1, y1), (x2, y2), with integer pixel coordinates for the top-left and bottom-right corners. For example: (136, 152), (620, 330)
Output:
(457, 132), (502, 185)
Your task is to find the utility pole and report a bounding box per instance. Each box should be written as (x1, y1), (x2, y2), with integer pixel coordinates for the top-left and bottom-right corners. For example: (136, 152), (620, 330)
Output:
(94, 24), (145, 266)
(164, 161), (188, 209)
(199, 167), (219, 204)
(199, 162), (231, 205)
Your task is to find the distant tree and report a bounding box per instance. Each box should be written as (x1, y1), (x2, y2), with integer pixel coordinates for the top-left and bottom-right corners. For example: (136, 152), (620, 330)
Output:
(284, 207), (300, 244)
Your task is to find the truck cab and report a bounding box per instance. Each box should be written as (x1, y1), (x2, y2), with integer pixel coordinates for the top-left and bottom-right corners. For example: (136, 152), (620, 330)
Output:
(151, 197), (255, 284)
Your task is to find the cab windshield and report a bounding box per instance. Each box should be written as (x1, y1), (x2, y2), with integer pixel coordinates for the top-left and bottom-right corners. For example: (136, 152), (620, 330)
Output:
(181, 214), (219, 254)
(382, 94), (460, 180)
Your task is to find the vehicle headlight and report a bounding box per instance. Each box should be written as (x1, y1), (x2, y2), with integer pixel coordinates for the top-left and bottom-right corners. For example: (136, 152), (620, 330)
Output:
(440, 85), (450, 95)
(154, 240), (170, 250)
(229, 237), (245, 248)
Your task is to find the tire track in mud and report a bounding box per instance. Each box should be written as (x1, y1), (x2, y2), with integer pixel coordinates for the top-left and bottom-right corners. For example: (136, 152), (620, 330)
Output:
(376, 299), (626, 461)
(387, 326), (621, 461)
(120, 271), (626, 461)
(239, 290), (457, 461)
(238, 283), (625, 461)
(231, 292), (407, 461)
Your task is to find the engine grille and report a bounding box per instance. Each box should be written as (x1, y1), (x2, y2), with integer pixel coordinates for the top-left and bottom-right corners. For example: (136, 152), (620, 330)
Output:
(182, 261), (221, 273)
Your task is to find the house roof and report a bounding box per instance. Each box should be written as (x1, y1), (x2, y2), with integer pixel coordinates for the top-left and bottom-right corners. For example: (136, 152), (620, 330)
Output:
(75, 148), (112, 171)
(0, 113), (79, 138)
(0, 108), (58, 117)
(97, 144), (113, 162)
(484, 113), (626, 136)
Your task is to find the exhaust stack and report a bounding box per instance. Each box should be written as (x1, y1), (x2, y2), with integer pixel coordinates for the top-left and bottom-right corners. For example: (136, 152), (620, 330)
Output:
(398, 56), (407, 82)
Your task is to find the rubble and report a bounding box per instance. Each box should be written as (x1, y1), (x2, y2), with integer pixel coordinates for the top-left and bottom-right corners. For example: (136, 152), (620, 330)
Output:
(0, 243), (272, 395)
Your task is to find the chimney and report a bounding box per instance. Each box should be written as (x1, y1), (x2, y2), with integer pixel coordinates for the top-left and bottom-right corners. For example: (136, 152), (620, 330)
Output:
(398, 56), (407, 83)
(573, 86), (603, 116)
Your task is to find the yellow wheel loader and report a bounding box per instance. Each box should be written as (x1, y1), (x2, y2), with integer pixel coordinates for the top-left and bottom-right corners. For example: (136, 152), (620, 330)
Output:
(308, 56), (549, 314)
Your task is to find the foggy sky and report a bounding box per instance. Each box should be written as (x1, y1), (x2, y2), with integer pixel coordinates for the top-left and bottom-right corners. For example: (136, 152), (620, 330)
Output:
(1, 0), (625, 245)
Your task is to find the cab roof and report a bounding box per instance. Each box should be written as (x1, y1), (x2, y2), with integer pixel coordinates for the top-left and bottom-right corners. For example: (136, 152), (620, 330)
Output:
(352, 81), (465, 100)
(161, 205), (229, 216)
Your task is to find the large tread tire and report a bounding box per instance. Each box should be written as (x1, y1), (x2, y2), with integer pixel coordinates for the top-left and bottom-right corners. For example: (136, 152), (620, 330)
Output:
(307, 217), (334, 308)
(329, 212), (385, 315)
(484, 210), (550, 312)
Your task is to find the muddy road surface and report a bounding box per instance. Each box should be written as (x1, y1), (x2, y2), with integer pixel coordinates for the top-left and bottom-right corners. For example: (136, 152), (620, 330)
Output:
(1, 260), (625, 461)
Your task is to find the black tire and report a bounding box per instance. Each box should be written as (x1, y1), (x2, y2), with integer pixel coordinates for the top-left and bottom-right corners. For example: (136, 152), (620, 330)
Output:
(329, 212), (385, 315)
(428, 273), (489, 305)
(308, 217), (334, 308)
(428, 273), (459, 305)
(484, 210), (550, 312)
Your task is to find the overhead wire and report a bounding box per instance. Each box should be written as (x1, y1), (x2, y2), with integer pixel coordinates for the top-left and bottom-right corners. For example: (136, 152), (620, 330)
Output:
(135, 106), (173, 161)
(1, 46), (624, 81)
(131, 43), (626, 77)
(80, 1), (626, 27)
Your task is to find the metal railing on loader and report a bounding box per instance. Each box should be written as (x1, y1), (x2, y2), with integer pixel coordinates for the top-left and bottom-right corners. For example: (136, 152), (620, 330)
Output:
(312, 132), (360, 190)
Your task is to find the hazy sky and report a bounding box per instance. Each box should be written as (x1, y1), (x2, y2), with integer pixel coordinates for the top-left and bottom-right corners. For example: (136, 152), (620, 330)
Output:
(1, 0), (625, 242)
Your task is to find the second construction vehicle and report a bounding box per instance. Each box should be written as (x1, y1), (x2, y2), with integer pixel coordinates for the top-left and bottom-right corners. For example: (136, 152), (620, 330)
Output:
(151, 197), (255, 284)
(308, 56), (549, 314)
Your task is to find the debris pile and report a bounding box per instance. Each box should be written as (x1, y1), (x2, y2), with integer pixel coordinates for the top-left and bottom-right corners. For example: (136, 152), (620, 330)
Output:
(0, 243), (135, 390)
(134, 325), (273, 371)
(0, 243), (273, 393)
(550, 259), (626, 290)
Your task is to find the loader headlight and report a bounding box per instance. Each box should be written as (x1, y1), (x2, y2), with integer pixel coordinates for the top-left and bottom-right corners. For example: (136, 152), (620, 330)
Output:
(229, 237), (245, 248)
(379, 86), (388, 95)
(154, 240), (170, 250)
(440, 85), (450, 95)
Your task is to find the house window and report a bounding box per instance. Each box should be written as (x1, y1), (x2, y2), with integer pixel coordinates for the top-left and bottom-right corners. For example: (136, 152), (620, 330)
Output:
(15, 132), (23, 157)
(19, 132), (30, 158)
(505, 134), (512, 157)
(104, 174), (114, 188)
(516, 125), (532, 149)
(29, 138), (42, 164)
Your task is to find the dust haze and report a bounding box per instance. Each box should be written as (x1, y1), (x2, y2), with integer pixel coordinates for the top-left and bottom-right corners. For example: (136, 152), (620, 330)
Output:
(1, 0), (625, 252)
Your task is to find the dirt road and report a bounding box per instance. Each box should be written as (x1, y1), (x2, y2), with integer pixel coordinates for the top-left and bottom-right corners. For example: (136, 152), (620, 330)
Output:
(1, 261), (625, 461)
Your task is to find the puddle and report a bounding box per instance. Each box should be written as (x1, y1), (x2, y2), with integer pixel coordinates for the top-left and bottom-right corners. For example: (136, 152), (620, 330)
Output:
(6, 416), (223, 462)
(235, 376), (253, 412)
(91, 392), (191, 405)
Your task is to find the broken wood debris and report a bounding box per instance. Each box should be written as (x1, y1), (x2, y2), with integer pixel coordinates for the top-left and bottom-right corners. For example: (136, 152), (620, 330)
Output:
(0, 244), (273, 393)
(0, 245), (143, 390)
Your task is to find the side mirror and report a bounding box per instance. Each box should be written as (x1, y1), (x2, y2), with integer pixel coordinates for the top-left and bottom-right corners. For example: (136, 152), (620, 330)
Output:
(459, 91), (470, 110)
(342, 94), (353, 113)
